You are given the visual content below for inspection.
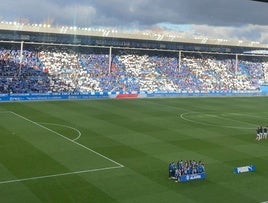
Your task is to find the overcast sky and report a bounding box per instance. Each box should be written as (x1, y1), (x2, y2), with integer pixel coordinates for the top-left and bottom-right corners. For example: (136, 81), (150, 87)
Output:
(0, 0), (268, 43)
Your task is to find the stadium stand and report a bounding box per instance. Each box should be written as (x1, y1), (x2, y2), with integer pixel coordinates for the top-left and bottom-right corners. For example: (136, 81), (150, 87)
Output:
(1, 46), (268, 94)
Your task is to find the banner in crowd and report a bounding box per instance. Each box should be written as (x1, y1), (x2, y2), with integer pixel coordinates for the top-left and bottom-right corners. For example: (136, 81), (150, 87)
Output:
(0, 92), (109, 102)
(0, 91), (266, 102)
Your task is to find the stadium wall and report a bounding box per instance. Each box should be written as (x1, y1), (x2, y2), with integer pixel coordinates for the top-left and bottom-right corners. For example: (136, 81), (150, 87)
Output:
(0, 91), (265, 102)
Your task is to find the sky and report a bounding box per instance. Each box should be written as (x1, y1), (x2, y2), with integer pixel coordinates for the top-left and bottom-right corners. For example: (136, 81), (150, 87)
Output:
(0, 0), (268, 43)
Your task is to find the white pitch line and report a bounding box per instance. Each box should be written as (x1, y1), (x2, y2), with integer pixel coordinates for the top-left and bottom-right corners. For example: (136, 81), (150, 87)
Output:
(38, 122), (82, 141)
(10, 111), (124, 167)
(0, 165), (123, 185)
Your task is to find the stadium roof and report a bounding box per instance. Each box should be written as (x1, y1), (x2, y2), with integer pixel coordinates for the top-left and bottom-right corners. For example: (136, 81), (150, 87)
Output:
(0, 21), (268, 49)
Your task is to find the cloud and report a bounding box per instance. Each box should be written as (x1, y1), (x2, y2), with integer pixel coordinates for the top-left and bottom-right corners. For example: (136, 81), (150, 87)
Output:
(190, 24), (268, 43)
(0, 0), (267, 42)
(56, 5), (96, 27)
(89, 0), (268, 26)
(1, 0), (267, 26)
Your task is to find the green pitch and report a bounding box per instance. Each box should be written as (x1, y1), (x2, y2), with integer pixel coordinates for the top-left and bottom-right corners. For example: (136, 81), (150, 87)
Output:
(0, 97), (268, 203)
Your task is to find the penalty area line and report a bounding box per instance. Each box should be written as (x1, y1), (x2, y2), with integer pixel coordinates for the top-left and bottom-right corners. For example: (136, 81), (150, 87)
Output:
(10, 111), (124, 168)
(0, 165), (123, 185)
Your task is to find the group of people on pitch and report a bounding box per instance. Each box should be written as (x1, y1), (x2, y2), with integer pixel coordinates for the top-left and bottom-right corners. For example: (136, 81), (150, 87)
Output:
(256, 126), (268, 141)
(168, 160), (205, 182)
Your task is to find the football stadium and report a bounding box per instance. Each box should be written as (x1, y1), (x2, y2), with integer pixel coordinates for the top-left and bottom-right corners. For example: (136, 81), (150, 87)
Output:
(1, 17), (268, 203)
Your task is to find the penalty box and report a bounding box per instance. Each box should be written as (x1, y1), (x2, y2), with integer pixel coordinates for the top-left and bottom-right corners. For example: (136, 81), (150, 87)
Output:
(0, 111), (123, 184)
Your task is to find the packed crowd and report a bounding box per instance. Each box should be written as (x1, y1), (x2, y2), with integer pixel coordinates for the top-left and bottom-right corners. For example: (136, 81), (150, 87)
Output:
(1, 48), (268, 94)
(169, 160), (205, 182)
